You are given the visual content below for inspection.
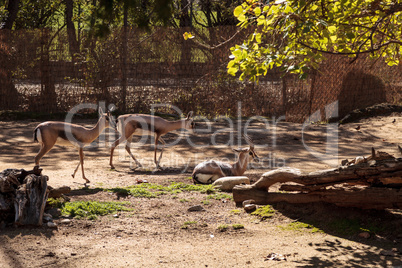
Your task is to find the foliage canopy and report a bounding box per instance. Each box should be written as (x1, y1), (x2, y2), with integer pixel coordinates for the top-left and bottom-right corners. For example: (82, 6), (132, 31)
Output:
(228, 0), (402, 81)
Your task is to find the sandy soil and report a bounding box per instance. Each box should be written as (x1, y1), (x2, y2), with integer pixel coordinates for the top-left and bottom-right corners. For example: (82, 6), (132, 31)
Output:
(0, 113), (401, 268)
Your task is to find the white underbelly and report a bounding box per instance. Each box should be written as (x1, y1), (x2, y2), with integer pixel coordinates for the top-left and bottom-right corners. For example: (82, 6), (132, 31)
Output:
(194, 174), (221, 184)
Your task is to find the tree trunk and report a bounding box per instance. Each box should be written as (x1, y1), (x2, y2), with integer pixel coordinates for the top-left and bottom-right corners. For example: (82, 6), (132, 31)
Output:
(120, 1), (128, 112)
(65, 0), (80, 61)
(1, 0), (21, 110)
(3, 0), (20, 30)
(179, 0), (192, 74)
(0, 30), (20, 110)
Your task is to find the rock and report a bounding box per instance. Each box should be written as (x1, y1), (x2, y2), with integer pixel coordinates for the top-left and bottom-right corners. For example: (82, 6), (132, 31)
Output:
(358, 232), (370, 239)
(264, 253), (288, 261)
(43, 213), (53, 223)
(60, 219), (72, 224)
(244, 204), (256, 213)
(354, 156), (365, 165)
(212, 176), (250, 192)
(188, 205), (205, 212)
(242, 199), (256, 207)
(47, 222), (57, 228)
(48, 186), (71, 198)
(46, 208), (61, 218)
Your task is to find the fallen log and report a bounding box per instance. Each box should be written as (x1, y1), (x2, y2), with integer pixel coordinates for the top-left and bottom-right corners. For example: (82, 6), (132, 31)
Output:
(251, 160), (402, 191)
(233, 148), (402, 209)
(233, 187), (402, 210)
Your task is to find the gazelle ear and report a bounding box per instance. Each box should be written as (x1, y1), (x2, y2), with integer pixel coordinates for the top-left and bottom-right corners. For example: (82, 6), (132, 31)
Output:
(187, 111), (193, 119)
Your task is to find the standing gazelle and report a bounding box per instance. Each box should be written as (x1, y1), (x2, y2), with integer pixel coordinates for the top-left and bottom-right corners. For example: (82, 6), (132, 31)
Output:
(192, 134), (260, 184)
(34, 108), (114, 183)
(109, 112), (195, 170)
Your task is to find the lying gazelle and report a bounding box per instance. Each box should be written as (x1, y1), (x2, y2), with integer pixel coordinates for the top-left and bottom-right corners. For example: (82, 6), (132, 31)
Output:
(192, 134), (260, 184)
(34, 108), (114, 183)
(109, 111), (194, 170)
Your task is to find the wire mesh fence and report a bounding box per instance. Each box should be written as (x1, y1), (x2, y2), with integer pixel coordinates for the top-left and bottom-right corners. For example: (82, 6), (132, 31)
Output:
(0, 26), (401, 122)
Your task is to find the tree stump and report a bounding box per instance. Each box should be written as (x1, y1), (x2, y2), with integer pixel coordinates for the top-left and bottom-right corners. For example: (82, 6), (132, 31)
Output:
(14, 174), (49, 226)
(0, 168), (49, 226)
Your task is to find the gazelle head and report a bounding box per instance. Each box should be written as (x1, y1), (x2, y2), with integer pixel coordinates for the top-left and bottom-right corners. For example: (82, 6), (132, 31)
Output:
(235, 134), (260, 163)
(98, 107), (116, 130)
(183, 111), (195, 133)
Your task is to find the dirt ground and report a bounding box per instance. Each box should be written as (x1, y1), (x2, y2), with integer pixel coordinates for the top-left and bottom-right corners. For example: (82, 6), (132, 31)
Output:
(0, 113), (401, 268)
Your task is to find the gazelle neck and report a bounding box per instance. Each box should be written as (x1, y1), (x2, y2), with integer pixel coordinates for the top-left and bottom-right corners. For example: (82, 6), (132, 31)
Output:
(87, 117), (107, 142)
(232, 154), (249, 176)
(163, 119), (187, 133)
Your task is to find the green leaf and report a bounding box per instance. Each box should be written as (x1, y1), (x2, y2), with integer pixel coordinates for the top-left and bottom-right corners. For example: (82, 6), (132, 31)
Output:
(254, 7), (261, 17)
(228, 66), (238, 76)
(284, 4), (294, 13)
(328, 25), (337, 33)
(257, 15), (266, 25)
(234, 6), (244, 17)
(255, 33), (262, 43)
(238, 14), (246, 22)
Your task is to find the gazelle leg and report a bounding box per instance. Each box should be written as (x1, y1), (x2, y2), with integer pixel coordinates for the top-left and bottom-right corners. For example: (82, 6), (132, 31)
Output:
(34, 141), (55, 167)
(125, 135), (142, 168)
(110, 136), (127, 169)
(79, 147), (89, 183)
(72, 161), (80, 178)
(155, 137), (166, 169)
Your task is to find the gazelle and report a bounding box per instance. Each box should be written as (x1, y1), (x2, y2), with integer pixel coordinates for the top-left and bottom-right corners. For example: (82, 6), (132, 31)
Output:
(192, 134), (260, 184)
(34, 108), (114, 183)
(109, 111), (195, 170)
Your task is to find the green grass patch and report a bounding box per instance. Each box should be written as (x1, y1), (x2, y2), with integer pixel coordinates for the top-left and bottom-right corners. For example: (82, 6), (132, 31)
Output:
(230, 209), (241, 215)
(232, 224), (245, 230)
(206, 193), (233, 200)
(217, 224), (229, 232)
(181, 221), (197, 229)
(59, 201), (132, 220)
(251, 205), (275, 220)
(279, 222), (323, 233)
(47, 198), (64, 208)
(99, 182), (218, 199)
(168, 182), (217, 194)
